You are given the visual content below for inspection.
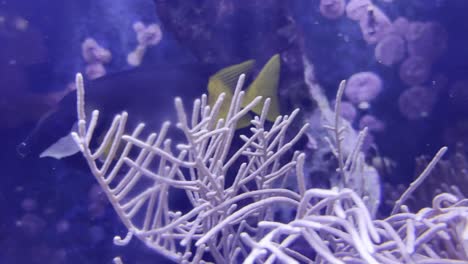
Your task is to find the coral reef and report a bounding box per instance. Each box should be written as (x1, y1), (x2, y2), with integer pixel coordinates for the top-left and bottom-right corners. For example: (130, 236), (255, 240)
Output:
(72, 72), (308, 263)
(127, 22), (163, 66)
(3, 1), (468, 263)
(81, 38), (112, 80)
(71, 70), (467, 263)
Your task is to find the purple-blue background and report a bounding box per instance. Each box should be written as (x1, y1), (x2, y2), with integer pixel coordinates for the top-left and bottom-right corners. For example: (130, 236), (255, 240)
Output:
(1, 0), (468, 263)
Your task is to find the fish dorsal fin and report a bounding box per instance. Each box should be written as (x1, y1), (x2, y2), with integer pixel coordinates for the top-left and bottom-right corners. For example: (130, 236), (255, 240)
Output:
(208, 60), (255, 128)
(243, 54), (281, 122)
(208, 77), (253, 129)
(208, 77), (234, 120)
(211, 59), (255, 90)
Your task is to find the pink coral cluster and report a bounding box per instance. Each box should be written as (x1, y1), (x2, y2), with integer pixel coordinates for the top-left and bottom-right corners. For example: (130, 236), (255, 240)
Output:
(81, 38), (112, 80)
(341, 71), (385, 150)
(319, 0), (449, 121)
(319, 0), (346, 19)
(345, 0), (392, 44)
(345, 71), (382, 110)
(395, 19), (447, 119)
(127, 22), (163, 66)
(398, 86), (437, 120)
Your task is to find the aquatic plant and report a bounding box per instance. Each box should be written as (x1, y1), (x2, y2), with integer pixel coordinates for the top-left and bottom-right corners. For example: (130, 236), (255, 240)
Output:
(71, 71), (467, 263)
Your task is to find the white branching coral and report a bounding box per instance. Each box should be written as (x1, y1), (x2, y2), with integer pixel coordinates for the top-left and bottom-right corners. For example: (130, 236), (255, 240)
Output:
(71, 70), (468, 263)
(71, 72), (309, 263)
(242, 188), (468, 263)
(303, 58), (381, 216)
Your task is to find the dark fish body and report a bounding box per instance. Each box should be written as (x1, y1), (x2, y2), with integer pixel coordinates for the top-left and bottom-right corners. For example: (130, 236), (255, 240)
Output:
(18, 63), (220, 158)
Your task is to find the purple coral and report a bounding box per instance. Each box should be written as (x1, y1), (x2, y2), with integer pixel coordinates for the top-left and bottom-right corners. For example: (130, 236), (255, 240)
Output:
(127, 22), (163, 66)
(406, 21), (447, 63)
(391, 17), (410, 36)
(359, 114), (385, 132)
(133, 22), (162, 46)
(345, 71), (383, 107)
(81, 38), (111, 79)
(81, 38), (111, 64)
(345, 0), (372, 21)
(338, 101), (358, 122)
(398, 86), (436, 120)
(319, 0), (346, 20)
(359, 5), (392, 44)
(375, 34), (406, 66)
(399, 56), (431, 86)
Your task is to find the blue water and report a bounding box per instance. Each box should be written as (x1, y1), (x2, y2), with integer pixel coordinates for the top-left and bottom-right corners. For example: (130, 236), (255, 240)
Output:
(1, 0), (467, 263)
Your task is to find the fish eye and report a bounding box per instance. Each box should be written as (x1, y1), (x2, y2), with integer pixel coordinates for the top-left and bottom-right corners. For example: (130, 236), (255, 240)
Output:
(16, 142), (30, 158)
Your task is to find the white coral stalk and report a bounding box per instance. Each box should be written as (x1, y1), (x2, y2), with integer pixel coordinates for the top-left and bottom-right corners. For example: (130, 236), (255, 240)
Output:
(71, 72), (308, 263)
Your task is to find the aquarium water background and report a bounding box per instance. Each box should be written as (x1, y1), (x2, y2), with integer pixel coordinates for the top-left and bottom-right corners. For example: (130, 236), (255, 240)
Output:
(0, 0), (468, 263)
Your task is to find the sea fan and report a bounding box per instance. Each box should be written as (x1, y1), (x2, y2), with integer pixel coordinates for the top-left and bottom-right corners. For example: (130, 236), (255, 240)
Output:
(71, 73), (308, 263)
(71, 71), (468, 263)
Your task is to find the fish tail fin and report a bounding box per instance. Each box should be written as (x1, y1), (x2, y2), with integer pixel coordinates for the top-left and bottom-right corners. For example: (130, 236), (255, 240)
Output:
(208, 60), (255, 127)
(243, 54), (281, 122)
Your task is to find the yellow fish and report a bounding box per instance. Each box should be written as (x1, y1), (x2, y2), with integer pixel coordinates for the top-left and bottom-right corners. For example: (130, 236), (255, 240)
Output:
(207, 54), (281, 128)
(98, 55), (281, 160)
(29, 56), (281, 160)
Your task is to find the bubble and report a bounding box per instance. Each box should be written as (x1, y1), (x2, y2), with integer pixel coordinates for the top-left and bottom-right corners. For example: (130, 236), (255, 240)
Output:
(345, 72), (383, 105)
(399, 56), (431, 86)
(375, 34), (406, 66)
(398, 86), (436, 120)
(430, 73), (448, 92)
(448, 80), (468, 113)
(16, 142), (30, 158)
(346, 0), (372, 21)
(319, 0), (345, 20)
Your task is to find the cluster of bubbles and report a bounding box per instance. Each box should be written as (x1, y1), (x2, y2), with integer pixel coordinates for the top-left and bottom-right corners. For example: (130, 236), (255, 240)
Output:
(319, 0), (449, 122)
